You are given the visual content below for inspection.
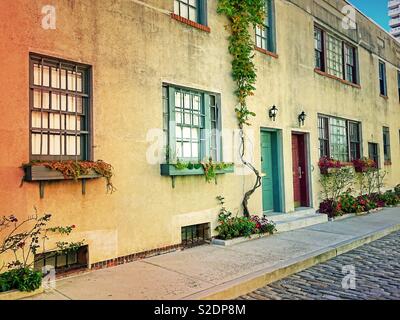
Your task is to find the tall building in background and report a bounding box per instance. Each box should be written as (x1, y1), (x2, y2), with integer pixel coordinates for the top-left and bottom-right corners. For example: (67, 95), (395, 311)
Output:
(389, 0), (400, 40)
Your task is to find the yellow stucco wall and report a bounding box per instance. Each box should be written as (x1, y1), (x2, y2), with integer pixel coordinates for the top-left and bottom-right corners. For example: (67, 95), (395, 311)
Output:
(0, 0), (399, 266)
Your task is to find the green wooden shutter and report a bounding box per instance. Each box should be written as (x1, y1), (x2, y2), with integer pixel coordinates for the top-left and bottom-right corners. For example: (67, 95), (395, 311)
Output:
(203, 93), (211, 160)
(198, 0), (208, 26)
(168, 87), (177, 163)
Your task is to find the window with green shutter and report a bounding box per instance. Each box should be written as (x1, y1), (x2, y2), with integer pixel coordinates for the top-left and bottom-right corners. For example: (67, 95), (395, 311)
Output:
(162, 84), (221, 163)
(255, 0), (276, 53)
(173, 0), (208, 26)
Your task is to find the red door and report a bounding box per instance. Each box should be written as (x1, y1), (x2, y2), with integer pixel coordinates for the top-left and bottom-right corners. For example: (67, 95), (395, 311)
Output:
(292, 134), (309, 208)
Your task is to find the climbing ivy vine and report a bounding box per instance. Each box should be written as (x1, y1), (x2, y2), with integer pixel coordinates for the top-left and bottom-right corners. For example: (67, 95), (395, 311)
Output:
(217, 0), (266, 217)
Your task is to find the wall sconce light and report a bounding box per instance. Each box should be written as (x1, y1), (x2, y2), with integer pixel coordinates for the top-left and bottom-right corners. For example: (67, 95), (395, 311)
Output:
(269, 105), (278, 121)
(298, 111), (307, 126)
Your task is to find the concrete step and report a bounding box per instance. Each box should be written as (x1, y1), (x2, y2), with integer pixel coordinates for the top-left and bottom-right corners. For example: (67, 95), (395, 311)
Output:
(267, 208), (317, 222)
(269, 211), (328, 233)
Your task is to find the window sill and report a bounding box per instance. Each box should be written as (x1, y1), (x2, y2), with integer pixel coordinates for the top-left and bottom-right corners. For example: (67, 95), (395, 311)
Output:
(384, 160), (392, 166)
(254, 47), (278, 59)
(170, 13), (211, 33)
(380, 94), (388, 100)
(23, 164), (101, 181)
(314, 69), (361, 89)
(160, 164), (234, 177)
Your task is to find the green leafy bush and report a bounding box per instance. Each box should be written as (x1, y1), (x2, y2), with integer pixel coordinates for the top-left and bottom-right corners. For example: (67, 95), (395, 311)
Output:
(379, 191), (399, 206)
(0, 268), (42, 293)
(215, 196), (276, 240)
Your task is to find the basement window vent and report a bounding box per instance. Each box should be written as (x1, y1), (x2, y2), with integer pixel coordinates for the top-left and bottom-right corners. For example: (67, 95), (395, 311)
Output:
(181, 223), (210, 248)
(34, 245), (88, 274)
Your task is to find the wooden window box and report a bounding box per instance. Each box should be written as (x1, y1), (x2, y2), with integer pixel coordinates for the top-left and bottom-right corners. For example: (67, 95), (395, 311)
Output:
(24, 165), (101, 182)
(160, 164), (234, 177)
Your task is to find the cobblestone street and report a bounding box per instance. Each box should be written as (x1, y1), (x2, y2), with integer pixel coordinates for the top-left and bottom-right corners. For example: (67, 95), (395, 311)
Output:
(238, 231), (400, 300)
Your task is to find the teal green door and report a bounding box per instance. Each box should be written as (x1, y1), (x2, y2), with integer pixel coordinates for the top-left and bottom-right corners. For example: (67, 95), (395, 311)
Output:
(261, 132), (275, 213)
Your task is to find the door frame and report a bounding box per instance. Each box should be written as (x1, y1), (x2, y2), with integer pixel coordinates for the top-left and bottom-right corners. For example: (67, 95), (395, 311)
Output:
(260, 128), (285, 215)
(291, 131), (313, 208)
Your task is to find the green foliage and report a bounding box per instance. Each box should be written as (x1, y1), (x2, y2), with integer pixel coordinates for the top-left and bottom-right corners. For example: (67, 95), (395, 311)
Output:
(395, 184), (400, 197)
(0, 211), (84, 292)
(217, 0), (265, 127)
(355, 169), (387, 196)
(174, 158), (234, 184)
(0, 268), (42, 293)
(379, 191), (400, 206)
(214, 196), (276, 240)
(319, 167), (355, 203)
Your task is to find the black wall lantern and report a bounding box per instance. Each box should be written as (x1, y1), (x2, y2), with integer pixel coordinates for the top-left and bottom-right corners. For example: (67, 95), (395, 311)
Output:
(298, 111), (307, 126)
(269, 105), (278, 121)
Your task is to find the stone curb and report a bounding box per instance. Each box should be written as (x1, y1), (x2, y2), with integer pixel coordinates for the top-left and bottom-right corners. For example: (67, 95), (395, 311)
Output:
(182, 223), (400, 300)
(0, 287), (44, 301)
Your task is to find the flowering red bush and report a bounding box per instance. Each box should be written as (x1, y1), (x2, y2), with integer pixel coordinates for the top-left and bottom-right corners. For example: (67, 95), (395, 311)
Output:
(250, 216), (276, 235)
(352, 158), (377, 173)
(318, 157), (344, 174)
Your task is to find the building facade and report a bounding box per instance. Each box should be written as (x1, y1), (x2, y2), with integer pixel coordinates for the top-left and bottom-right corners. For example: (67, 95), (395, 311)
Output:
(1, 0), (400, 270)
(389, 0), (400, 40)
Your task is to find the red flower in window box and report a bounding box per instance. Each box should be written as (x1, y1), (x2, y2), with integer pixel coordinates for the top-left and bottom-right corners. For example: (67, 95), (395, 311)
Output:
(318, 156), (344, 174)
(352, 158), (377, 173)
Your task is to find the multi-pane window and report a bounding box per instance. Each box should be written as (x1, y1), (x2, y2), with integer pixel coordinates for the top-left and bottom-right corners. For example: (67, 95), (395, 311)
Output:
(173, 0), (207, 25)
(314, 26), (358, 84)
(174, 89), (203, 160)
(349, 121), (361, 161)
(368, 143), (379, 167)
(255, 0), (275, 53)
(326, 34), (344, 79)
(318, 116), (329, 158)
(383, 127), (391, 162)
(318, 115), (361, 162)
(314, 27), (324, 70)
(163, 85), (220, 163)
(345, 44), (357, 84)
(379, 60), (387, 96)
(330, 117), (348, 162)
(30, 55), (90, 161)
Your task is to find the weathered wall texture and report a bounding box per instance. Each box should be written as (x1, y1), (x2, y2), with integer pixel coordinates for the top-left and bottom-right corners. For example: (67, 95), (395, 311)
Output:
(0, 0), (399, 265)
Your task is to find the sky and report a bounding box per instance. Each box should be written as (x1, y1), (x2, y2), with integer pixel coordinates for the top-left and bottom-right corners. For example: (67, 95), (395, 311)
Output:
(349, 0), (390, 31)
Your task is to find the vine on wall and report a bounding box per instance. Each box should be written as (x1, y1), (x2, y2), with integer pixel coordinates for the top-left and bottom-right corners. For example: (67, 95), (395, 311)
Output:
(217, 0), (266, 217)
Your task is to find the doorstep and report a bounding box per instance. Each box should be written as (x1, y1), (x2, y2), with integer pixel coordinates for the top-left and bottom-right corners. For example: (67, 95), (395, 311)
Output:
(272, 209), (329, 233)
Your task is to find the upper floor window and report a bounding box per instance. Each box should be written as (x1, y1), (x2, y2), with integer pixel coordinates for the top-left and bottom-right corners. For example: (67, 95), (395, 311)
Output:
(255, 0), (276, 53)
(174, 0), (208, 26)
(318, 115), (361, 162)
(383, 127), (391, 163)
(314, 26), (358, 84)
(379, 60), (387, 96)
(163, 84), (221, 163)
(30, 54), (91, 161)
(314, 27), (324, 70)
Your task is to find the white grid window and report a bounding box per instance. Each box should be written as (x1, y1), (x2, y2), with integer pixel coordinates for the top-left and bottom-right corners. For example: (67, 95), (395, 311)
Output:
(30, 55), (90, 160)
(174, 0), (198, 22)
